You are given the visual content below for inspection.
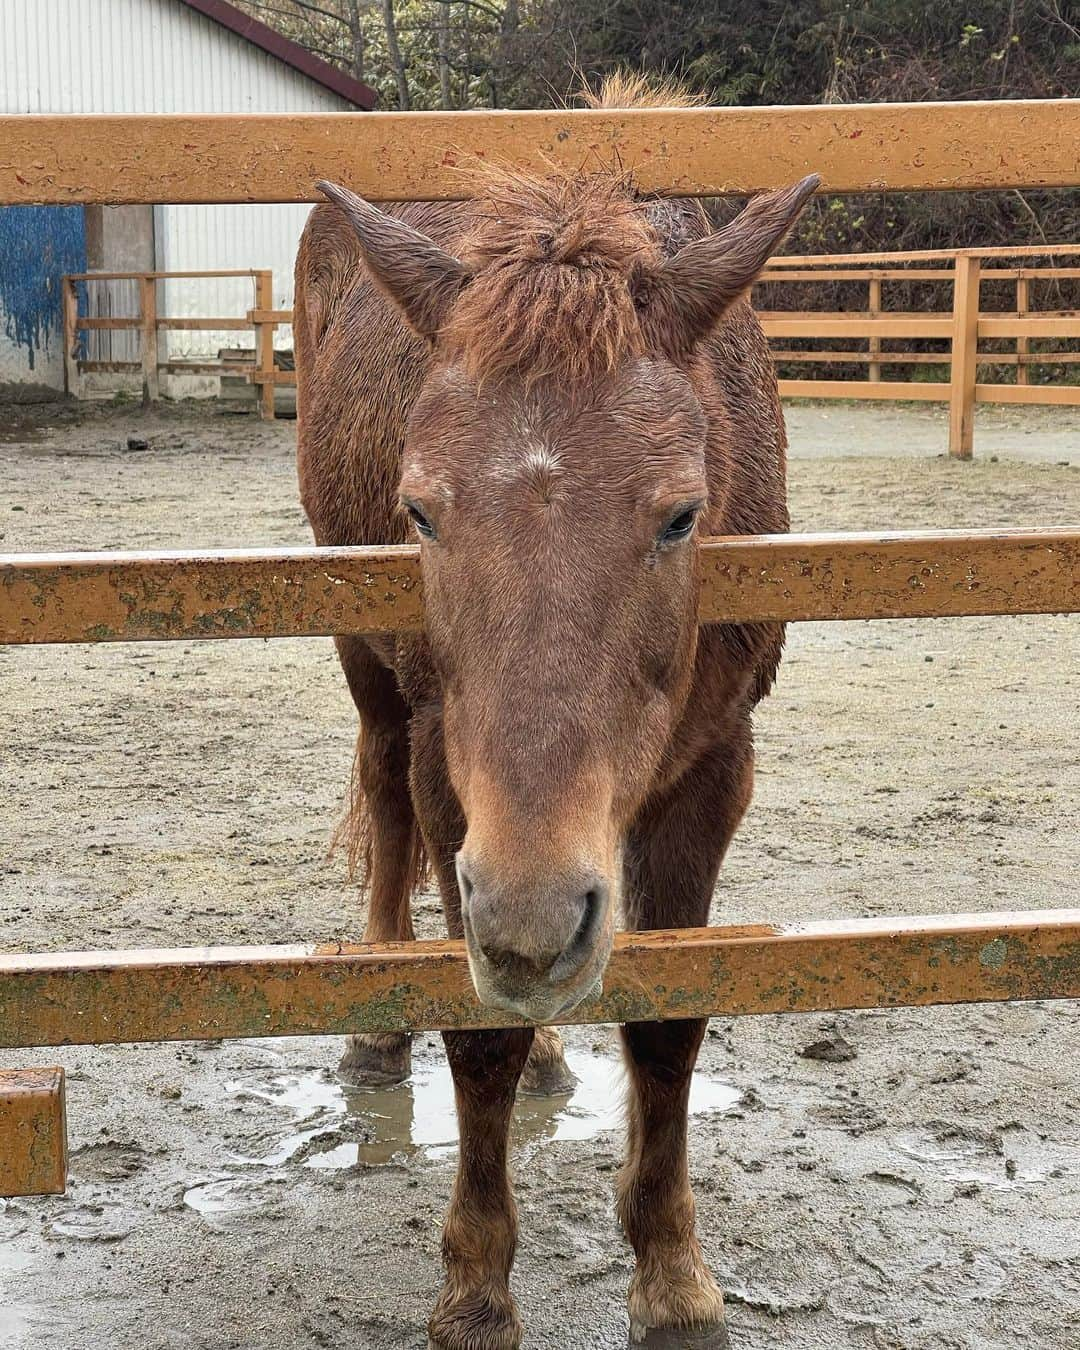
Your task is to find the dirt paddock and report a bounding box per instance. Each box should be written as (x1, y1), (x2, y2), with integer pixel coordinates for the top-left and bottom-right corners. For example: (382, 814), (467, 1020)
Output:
(1, 399), (1078, 1350)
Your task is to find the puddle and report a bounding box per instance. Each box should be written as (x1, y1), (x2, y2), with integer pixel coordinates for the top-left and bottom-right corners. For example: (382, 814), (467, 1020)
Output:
(220, 1047), (741, 1172)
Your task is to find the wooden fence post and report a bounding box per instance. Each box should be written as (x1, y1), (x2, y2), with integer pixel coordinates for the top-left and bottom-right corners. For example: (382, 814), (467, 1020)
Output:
(139, 275), (159, 406)
(1016, 272), (1029, 386)
(868, 275), (882, 383)
(61, 276), (80, 398)
(948, 253), (980, 459)
(254, 270), (276, 421)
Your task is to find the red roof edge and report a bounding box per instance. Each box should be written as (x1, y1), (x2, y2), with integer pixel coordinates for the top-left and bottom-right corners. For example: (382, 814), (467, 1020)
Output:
(177, 0), (377, 110)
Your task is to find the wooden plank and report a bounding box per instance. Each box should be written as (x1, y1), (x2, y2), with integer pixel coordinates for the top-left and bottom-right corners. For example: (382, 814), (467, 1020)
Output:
(4, 100), (1079, 206)
(975, 382), (1080, 406)
(61, 277), (80, 397)
(769, 242), (1080, 266)
(75, 316), (140, 330)
(0, 913), (1077, 1048)
(696, 529), (1080, 621)
(248, 370), (297, 385)
(156, 318), (252, 331)
(1016, 275), (1030, 386)
(139, 275), (159, 405)
(67, 270), (259, 282)
(778, 378), (949, 400)
(774, 351), (1080, 367)
(0, 1068), (67, 1197)
(1, 530), (1077, 646)
(759, 268), (955, 282)
(254, 270), (276, 421)
(246, 309), (294, 324)
(949, 254), (981, 459)
(868, 275), (882, 381)
(774, 351), (945, 364)
(761, 315), (954, 338)
(979, 315), (1080, 339)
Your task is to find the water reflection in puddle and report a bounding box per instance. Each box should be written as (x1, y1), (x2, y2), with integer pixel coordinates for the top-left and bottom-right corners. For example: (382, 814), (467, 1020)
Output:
(221, 1047), (741, 1172)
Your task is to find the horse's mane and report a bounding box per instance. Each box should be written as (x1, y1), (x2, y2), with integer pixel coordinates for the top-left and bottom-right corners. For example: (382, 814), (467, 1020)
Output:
(442, 74), (706, 385)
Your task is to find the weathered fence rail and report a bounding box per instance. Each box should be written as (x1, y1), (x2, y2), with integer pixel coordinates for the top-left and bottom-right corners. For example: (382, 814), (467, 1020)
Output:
(3, 913), (1078, 1049)
(4, 100), (1079, 204)
(2, 95), (1079, 1202)
(1, 529), (1078, 645)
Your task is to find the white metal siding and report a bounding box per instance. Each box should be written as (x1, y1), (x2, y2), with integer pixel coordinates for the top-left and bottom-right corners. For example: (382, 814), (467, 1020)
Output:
(0, 0), (346, 115)
(1, 0), (351, 365)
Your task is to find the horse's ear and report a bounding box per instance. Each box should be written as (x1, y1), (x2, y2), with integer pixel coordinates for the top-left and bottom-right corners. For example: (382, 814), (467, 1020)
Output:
(644, 174), (820, 360)
(316, 181), (470, 339)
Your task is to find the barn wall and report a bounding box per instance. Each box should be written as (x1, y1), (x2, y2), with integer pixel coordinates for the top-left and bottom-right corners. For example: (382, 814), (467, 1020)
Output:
(0, 0), (353, 386)
(0, 207), (86, 396)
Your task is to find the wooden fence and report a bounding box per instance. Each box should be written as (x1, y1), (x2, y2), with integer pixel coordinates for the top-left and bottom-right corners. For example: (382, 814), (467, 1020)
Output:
(244, 244), (1080, 456)
(61, 268), (276, 409)
(758, 244), (1080, 456)
(3, 97), (1080, 1199)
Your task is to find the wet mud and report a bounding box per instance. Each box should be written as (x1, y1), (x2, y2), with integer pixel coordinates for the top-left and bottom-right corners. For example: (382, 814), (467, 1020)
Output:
(0, 401), (1078, 1349)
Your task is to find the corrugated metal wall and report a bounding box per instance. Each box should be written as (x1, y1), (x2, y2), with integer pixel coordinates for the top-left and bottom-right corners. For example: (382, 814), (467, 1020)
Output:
(1, 0), (352, 374)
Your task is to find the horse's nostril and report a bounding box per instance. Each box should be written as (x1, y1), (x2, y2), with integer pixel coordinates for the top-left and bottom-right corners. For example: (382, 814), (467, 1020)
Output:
(550, 883), (607, 985)
(456, 858), (475, 905)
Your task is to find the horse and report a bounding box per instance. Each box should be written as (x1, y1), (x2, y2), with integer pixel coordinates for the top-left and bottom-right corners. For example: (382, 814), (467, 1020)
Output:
(295, 74), (816, 1350)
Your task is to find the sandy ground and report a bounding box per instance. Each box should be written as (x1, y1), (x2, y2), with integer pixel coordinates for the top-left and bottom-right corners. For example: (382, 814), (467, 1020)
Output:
(0, 399), (1078, 1350)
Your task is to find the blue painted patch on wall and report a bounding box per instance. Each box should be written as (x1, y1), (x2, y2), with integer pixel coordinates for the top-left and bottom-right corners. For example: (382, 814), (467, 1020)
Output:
(0, 206), (86, 371)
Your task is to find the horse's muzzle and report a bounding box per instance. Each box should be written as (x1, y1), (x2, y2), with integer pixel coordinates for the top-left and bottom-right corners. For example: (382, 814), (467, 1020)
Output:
(457, 854), (614, 1022)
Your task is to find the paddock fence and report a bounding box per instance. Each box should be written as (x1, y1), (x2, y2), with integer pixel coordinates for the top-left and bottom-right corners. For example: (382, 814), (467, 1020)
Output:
(67, 244), (1080, 457)
(60, 268), (280, 413)
(2, 97), (1079, 1199)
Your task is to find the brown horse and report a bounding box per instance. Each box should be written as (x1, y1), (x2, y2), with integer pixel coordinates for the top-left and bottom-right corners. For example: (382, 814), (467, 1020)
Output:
(296, 76), (816, 1350)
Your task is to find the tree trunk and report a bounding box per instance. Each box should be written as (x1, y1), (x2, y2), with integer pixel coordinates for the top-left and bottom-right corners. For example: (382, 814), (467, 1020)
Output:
(345, 0), (365, 83)
(436, 2), (453, 110)
(381, 0), (410, 110)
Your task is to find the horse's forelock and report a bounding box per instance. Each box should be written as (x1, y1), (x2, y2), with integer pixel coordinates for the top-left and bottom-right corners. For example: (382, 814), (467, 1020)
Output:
(442, 167), (661, 386)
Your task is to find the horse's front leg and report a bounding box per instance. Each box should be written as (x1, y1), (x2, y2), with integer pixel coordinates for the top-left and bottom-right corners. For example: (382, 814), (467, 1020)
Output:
(619, 1018), (726, 1348)
(429, 1026), (535, 1350)
(618, 731), (755, 1347)
(410, 710), (535, 1350)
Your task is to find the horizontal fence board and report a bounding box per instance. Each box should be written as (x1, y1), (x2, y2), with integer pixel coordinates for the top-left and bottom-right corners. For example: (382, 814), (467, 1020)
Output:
(67, 270), (259, 282)
(975, 382), (1080, 406)
(1, 912), (1077, 1047)
(769, 242), (1080, 266)
(1, 530), (1077, 645)
(4, 100), (1079, 206)
(759, 268), (956, 282)
(778, 378), (949, 401)
(0, 544), (423, 644)
(979, 315), (1080, 339)
(0, 1068), (67, 1197)
(761, 315), (954, 338)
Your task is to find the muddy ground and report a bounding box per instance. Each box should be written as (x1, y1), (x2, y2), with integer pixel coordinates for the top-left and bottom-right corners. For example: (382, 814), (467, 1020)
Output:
(1, 399), (1078, 1350)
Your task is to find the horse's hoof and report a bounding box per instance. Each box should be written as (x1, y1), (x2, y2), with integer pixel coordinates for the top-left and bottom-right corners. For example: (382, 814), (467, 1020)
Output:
(629, 1324), (730, 1349)
(518, 1052), (577, 1096)
(337, 1032), (411, 1086)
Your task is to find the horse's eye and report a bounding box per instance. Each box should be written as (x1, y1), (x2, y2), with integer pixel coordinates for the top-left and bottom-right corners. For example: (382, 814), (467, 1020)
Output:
(659, 507), (699, 546)
(405, 502), (436, 540)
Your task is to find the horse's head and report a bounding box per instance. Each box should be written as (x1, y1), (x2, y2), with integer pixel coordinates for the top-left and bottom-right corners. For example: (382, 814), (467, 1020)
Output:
(319, 168), (816, 1021)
